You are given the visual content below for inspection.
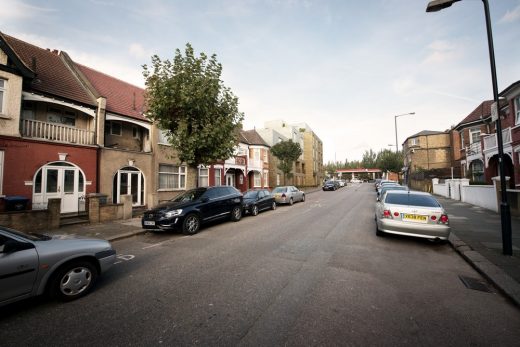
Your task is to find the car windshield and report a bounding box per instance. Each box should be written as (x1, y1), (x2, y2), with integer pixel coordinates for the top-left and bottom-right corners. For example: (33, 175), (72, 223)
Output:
(381, 186), (406, 194)
(243, 191), (259, 199)
(272, 187), (287, 193)
(385, 193), (441, 207)
(1, 226), (51, 241)
(172, 189), (206, 202)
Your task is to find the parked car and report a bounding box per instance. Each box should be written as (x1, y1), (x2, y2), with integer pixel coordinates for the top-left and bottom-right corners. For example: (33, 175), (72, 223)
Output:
(243, 189), (276, 216)
(375, 191), (450, 241)
(141, 186), (243, 234)
(337, 180), (346, 187)
(322, 180), (337, 191)
(377, 185), (408, 199)
(351, 178), (362, 183)
(376, 181), (400, 195)
(272, 186), (305, 205)
(0, 226), (116, 307)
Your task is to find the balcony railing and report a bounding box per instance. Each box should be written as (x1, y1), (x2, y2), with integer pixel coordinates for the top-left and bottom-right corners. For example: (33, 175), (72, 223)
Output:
(466, 142), (482, 156)
(225, 156), (246, 166)
(483, 127), (512, 151)
(21, 119), (95, 145)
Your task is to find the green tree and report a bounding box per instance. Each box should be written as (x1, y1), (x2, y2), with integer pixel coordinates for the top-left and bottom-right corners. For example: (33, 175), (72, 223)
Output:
(270, 140), (303, 184)
(361, 149), (377, 169)
(142, 43), (244, 167)
(376, 149), (403, 173)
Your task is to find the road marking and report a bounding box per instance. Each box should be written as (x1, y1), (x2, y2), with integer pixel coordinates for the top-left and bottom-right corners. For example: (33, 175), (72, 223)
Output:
(114, 254), (135, 264)
(142, 238), (177, 249)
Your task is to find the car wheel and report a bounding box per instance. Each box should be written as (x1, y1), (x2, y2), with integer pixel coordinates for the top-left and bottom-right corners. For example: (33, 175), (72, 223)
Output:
(301, 194), (305, 202)
(251, 205), (259, 216)
(289, 198), (294, 206)
(231, 206), (242, 221)
(50, 261), (98, 301)
(183, 213), (200, 235)
(271, 201), (277, 210)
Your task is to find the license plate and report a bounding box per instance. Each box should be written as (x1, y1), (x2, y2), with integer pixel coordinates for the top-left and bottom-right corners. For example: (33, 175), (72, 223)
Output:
(402, 214), (427, 223)
(144, 221), (155, 226)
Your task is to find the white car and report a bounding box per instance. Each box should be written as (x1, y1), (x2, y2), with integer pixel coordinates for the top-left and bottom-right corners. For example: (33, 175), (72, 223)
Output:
(351, 178), (362, 183)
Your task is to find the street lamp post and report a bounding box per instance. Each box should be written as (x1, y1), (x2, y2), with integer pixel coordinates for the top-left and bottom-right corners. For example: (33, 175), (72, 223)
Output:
(394, 112), (415, 153)
(426, 0), (513, 256)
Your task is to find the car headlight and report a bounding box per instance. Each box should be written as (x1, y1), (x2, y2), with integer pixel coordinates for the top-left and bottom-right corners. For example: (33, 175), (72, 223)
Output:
(165, 209), (182, 218)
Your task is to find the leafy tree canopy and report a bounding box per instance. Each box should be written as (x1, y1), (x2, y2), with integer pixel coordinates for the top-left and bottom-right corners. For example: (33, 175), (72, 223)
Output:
(324, 149), (403, 175)
(142, 43), (244, 166)
(271, 140), (303, 181)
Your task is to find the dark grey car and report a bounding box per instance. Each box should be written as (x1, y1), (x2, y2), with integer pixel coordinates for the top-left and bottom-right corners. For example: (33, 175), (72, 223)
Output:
(0, 226), (116, 307)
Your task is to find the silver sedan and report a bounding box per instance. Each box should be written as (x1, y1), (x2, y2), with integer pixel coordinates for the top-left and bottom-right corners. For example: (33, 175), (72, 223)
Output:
(375, 190), (450, 241)
(272, 186), (305, 205)
(0, 226), (116, 307)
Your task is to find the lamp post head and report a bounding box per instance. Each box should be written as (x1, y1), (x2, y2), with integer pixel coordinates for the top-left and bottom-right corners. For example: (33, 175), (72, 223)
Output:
(426, 0), (461, 12)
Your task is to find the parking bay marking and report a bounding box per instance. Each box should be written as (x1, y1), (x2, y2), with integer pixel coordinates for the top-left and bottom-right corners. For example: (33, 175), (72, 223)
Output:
(114, 254), (135, 264)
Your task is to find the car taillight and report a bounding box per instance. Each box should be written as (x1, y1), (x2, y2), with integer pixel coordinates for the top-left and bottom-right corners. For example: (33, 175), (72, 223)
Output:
(439, 214), (449, 224)
(383, 210), (391, 218)
(393, 211), (399, 217)
(431, 215), (437, 221)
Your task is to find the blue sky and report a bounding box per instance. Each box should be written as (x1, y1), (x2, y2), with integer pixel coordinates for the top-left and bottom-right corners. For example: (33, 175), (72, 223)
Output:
(2, 0), (520, 163)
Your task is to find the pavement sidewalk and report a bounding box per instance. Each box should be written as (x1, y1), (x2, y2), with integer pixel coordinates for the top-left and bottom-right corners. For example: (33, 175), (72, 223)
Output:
(435, 196), (520, 307)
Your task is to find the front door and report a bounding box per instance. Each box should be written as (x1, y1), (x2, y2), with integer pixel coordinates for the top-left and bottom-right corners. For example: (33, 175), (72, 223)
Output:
(114, 167), (144, 206)
(226, 172), (235, 187)
(33, 162), (84, 213)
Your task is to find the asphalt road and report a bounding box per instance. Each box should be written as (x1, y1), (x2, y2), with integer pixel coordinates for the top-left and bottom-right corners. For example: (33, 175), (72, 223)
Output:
(2, 183), (520, 346)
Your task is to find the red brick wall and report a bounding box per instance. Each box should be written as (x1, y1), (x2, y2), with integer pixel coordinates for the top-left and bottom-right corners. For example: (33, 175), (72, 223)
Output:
(0, 137), (97, 199)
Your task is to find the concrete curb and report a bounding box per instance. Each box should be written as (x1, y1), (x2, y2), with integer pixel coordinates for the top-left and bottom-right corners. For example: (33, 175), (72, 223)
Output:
(449, 232), (520, 307)
(106, 229), (148, 242)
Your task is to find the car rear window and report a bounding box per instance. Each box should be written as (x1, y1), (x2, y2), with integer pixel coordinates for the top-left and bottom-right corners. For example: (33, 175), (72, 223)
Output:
(385, 193), (441, 207)
(272, 187), (287, 193)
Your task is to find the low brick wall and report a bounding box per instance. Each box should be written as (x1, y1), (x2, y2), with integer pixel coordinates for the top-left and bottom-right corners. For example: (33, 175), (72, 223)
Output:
(88, 194), (133, 223)
(0, 198), (61, 232)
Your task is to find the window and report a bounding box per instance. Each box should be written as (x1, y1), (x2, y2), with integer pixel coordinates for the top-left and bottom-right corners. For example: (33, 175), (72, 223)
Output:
(410, 138), (419, 146)
(276, 174), (281, 186)
(158, 164), (186, 190)
(253, 149), (261, 160)
(158, 130), (171, 145)
(199, 168), (209, 187)
(263, 149), (267, 162)
(460, 132), (464, 148)
(469, 127), (481, 144)
(0, 78), (5, 114)
(470, 160), (484, 182)
(133, 126), (140, 139)
(110, 121), (122, 136)
(22, 101), (35, 120)
(515, 96), (520, 125)
(214, 169), (222, 186)
(254, 172), (261, 187)
(47, 107), (76, 126)
(263, 172), (268, 187)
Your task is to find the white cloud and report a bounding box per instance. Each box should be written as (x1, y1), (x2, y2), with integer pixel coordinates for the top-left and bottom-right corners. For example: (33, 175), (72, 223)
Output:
(500, 4), (520, 23)
(0, 0), (56, 20)
(422, 39), (460, 65)
(129, 43), (151, 60)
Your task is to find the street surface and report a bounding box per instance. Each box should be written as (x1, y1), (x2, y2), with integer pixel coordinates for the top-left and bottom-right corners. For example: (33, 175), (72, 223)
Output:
(2, 184), (519, 346)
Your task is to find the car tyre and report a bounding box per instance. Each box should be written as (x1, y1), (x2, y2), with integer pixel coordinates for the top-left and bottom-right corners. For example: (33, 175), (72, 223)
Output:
(289, 198), (294, 206)
(231, 206), (242, 221)
(183, 213), (200, 235)
(49, 260), (98, 302)
(301, 194), (305, 202)
(271, 201), (277, 210)
(251, 205), (259, 216)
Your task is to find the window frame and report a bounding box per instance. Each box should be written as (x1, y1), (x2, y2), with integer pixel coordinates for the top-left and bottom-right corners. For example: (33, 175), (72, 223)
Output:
(469, 127), (481, 144)
(214, 168), (222, 186)
(254, 172), (261, 187)
(0, 78), (6, 115)
(158, 164), (186, 191)
(199, 168), (209, 187)
(110, 121), (122, 136)
(515, 96), (520, 125)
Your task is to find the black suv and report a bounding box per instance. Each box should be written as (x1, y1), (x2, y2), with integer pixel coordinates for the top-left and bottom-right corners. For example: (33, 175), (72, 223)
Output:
(141, 186), (243, 234)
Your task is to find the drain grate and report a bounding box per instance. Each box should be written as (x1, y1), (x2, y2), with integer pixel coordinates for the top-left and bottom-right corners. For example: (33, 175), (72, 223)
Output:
(458, 275), (492, 293)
